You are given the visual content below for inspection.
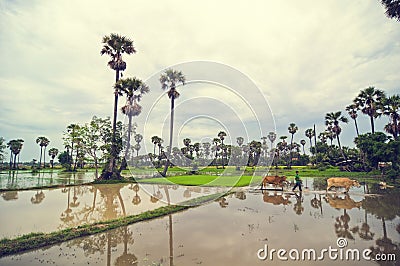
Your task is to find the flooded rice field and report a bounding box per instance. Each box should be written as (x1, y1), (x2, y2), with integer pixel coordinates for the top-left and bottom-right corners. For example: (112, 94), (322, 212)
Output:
(0, 171), (95, 190)
(0, 179), (399, 265)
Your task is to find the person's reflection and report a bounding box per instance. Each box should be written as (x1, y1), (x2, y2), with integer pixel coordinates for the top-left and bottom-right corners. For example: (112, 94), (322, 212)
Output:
(293, 192), (304, 215)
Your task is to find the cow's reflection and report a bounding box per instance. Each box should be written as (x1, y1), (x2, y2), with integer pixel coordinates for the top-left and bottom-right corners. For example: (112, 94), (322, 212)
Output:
(325, 194), (363, 210)
(262, 191), (291, 206)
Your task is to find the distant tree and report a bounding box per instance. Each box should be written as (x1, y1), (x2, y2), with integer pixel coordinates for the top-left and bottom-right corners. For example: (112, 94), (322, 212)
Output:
(134, 134), (143, 156)
(218, 131), (227, 168)
(0, 137), (6, 164)
(213, 138), (221, 167)
(202, 142), (211, 159)
(64, 124), (81, 171)
(7, 139), (24, 170)
(288, 123), (298, 168)
(300, 139), (306, 155)
(36, 136), (50, 169)
(380, 0), (400, 21)
(354, 87), (385, 134)
(305, 129), (315, 153)
(101, 33), (136, 179)
(160, 69), (186, 176)
(48, 148), (59, 168)
(236, 137), (244, 147)
(267, 132), (276, 150)
(382, 94), (400, 140)
(346, 103), (360, 137)
(183, 138), (191, 155)
(325, 111), (349, 160)
(151, 136), (162, 156)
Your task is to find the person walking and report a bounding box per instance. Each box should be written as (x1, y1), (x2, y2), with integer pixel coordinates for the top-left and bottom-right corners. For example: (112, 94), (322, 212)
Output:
(292, 170), (302, 192)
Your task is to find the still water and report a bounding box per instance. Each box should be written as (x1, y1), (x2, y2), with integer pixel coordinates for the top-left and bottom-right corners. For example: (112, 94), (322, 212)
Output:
(0, 182), (399, 265)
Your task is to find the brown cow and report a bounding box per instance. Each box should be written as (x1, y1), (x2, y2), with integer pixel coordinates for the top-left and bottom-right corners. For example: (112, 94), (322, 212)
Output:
(261, 175), (287, 189)
(325, 194), (363, 209)
(326, 177), (361, 193)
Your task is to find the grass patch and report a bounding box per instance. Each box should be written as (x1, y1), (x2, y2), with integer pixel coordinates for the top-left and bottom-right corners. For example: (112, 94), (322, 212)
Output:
(0, 193), (226, 257)
(138, 175), (262, 187)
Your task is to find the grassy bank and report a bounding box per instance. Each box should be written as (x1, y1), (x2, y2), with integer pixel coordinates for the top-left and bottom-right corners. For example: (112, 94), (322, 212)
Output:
(0, 193), (225, 257)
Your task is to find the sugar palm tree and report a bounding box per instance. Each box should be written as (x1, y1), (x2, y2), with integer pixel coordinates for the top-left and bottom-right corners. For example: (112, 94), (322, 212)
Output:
(325, 111), (349, 160)
(133, 133), (143, 156)
(300, 139), (306, 155)
(236, 137), (244, 147)
(183, 138), (191, 155)
(48, 148), (59, 168)
(267, 132), (276, 150)
(345, 103), (360, 137)
(380, 0), (400, 21)
(305, 128), (314, 154)
(101, 33), (136, 178)
(382, 94), (400, 140)
(117, 77), (149, 165)
(7, 139), (24, 170)
(288, 123), (298, 168)
(151, 136), (161, 156)
(354, 86), (385, 134)
(160, 69), (186, 177)
(213, 137), (221, 167)
(218, 131), (227, 168)
(36, 136), (50, 169)
(202, 142), (211, 159)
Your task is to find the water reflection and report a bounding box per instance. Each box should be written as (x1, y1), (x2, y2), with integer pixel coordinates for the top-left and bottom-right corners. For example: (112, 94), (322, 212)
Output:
(2, 188), (399, 266)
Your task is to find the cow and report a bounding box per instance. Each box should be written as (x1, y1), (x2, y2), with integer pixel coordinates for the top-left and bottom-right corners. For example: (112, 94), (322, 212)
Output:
(261, 175), (287, 190)
(325, 194), (363, 210)
(326, 177), (361, 193)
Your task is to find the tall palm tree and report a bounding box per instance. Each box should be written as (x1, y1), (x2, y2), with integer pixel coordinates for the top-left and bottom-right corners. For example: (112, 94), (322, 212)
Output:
(218, 131), (227, 168)
(202, 142), (211, 159)
(134, 133), (143, 157)
(7, 139), (24, 170)
(48, 148), (59, 168)
(325, 111), (349, 160)
(288, 123), (298, 168)
(160, 69), (186, 177)
(183, 138), (191, 155)
(236, 137), (244, 147)
(380, 0), (400, 21)
(300, 139), (306, 155)
(213, 138), (221, 167)
(382, 94), (400, 140)
(305, 128), (314, 154)
(345, 103), (360, 137)
(117, 77), (149, 165)
(354, 86), (386, 134)
(267, 132), (276, 150)
(151, 136), (161, 156)
(101, 33), (136, 178)
(36, 136), (50, 169)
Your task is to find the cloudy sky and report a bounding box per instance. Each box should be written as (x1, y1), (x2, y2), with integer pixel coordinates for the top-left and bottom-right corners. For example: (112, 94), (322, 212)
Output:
(1, 0), (399, 161)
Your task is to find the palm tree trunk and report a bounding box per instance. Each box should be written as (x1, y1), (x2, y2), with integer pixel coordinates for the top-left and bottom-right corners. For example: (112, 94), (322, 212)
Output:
(221, 140), (225, 169)
(162, 96), (175, 177)
(370, 115), (375, 134)
(13, 153), (17, 170)
(43, 147), (47, 169)
(39, 147), (43, 169)
(337, 135), (347, 160)
(353, 119), (360, 137)
(124, 113), (133, 160)
(289, 134), (294, 168)
(9, 151), (13, 170)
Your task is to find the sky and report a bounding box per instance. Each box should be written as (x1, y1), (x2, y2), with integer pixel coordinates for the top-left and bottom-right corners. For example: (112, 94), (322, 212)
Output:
(0, 0), (399, 162)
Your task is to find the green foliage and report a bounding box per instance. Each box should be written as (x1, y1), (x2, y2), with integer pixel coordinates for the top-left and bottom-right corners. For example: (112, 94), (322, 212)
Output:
(58, 151), (72, 171)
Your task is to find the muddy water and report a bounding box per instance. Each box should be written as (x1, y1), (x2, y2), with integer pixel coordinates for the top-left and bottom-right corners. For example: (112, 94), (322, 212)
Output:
(0, 183), (219, 238)
(1, 186), (399, 266)
(0, 170), (94, 189)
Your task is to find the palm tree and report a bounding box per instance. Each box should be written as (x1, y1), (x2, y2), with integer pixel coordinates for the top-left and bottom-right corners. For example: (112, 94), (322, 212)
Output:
(300, 139), (306, 155)
(325, 111), (349, 160)
(36, 136), (50, 169)
(354, 86), (386, 134)
(151, 136), (161, 156)
(202, 142), (211, 159)
(48, 148), (59, 168)
(267, 132), (276, 150)
(213, 138), (221, 167)
(288, 123), (298, 168)
(382, 94), (400, 140)
(101, 33), (136, 179)
(117, 77), (149, 165)
(380, 0), (400, 21)
(133, 133), (143, 156)
(218, 131), (227, 168)
(345, 103), (360, 137)
(160, 69), (186, 177)
(183, 138), (191, 155)
(236, 137), (244, 147)
(7, 139), (24, 170)
(305, 129), (314, 154)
